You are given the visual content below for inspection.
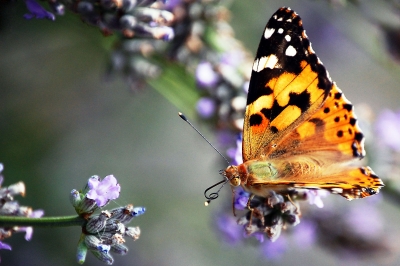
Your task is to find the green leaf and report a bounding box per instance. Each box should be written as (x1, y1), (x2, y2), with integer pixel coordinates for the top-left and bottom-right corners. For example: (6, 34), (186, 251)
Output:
(147, 60), (200, 118)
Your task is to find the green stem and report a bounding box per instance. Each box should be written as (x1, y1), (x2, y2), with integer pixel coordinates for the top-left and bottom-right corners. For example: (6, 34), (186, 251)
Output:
(0, 215), (85, 227)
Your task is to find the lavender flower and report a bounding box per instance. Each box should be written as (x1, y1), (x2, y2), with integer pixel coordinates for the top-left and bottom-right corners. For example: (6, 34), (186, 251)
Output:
(70, 175), (145, 264)
(72, 175), (121, 216)
(86, 175), (121, 207)
(78, 204), (145, 264)
(0, 163), (44, 260)
(23, 0), (55, 20)
(293, 189), (328, 209)
(217, 189), (304, 244)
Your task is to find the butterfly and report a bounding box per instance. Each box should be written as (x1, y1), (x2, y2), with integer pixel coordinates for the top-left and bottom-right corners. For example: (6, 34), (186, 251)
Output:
(223, 7), (384, 201)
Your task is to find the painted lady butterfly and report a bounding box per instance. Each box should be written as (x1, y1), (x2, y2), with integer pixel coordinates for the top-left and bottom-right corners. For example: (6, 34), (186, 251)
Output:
(223, 7), (384, 200)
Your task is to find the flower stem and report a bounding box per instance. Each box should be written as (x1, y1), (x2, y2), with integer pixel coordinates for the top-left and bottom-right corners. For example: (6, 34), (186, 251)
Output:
(0, 215), (85, 227)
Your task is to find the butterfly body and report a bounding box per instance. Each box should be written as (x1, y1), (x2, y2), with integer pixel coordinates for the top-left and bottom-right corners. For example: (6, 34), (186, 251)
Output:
(223, 7), (383, 201)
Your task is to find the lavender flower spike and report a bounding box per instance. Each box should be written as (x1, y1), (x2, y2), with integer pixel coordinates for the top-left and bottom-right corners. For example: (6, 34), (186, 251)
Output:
(23, 0), (55, 21)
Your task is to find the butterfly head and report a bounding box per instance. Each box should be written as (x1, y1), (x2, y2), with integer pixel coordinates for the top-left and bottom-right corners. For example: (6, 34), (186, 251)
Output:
(223, 165), (241, 187)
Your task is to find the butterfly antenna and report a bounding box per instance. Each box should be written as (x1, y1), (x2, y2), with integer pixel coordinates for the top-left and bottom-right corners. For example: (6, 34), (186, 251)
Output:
(178, 112), (230, 165)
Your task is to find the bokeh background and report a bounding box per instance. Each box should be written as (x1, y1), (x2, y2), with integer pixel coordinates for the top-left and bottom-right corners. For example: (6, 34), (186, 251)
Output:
(1, 0), (400, 265)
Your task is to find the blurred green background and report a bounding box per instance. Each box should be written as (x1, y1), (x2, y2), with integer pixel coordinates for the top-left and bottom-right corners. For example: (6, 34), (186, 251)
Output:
(1, 0), (400, 265)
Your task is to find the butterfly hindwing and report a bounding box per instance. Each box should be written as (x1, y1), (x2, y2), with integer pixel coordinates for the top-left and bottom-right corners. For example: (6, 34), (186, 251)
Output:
(245, 155), (383, 200)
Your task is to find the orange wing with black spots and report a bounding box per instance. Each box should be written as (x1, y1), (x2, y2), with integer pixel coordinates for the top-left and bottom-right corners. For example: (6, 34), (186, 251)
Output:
(243, 7), (332, 162)
(238, 7), (383, 200)
(270, 84), (365, 162)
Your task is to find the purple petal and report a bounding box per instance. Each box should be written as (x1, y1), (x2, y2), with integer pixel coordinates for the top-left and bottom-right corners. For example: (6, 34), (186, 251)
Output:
(30, 209), (44, 218)
(261, 236), (287, 260)
(306, 190), (327, 208)
(24, 0), (55, 21)
(292, 220), (316, 248)
(196, 97), (216, 118)
(24, 227), (33, 241)
(195, 62), (219, 88)
(228, 134), (242, 165)
(345, 203), (383, 239)
(86, 175), (120, 207)
(234, 188), (250, 210)
(216, 214), (242, 245)
(0, 241), (12, 251)
(88, 176), (100, 189)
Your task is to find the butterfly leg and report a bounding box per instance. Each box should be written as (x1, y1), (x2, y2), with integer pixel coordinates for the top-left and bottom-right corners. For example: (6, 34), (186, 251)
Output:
(231, 186), (237, 217)
(245, 194), (265, 231)
(286, 194), (299, 214)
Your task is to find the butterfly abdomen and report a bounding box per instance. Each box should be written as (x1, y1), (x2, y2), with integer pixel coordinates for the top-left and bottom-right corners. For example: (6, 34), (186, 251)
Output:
(235, 159), (323, 197)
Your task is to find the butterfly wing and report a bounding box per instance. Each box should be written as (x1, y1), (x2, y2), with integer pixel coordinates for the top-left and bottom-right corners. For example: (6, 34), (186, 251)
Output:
(247, 157), (384, 200)
(270, 84), (364, 162)
(241, 7), (384, 199)
(243, 7), (333, 162)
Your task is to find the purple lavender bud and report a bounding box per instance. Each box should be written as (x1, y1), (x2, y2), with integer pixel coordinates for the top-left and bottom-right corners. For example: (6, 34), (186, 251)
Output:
(77, 1), (94, 14)
(86, 211), (112, 233)
(110, 243), (128, 255)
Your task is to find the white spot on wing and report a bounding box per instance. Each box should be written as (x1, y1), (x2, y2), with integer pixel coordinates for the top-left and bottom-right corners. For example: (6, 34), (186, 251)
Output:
(331, 188), (343, 194)
(285, 45), (297, 56)
(277, 28), (284, 34)
(252, 58), (259, 72)
(264, 55), (279, 70)
(252, 55), (280, 72)
(285, 35), (291, 42)
(258, 57), (269, 71)
(264, 28), (275, 39)
(277, 17), (283, 21)
(286, 18), (292, 22)
(273, 15), (277, 19)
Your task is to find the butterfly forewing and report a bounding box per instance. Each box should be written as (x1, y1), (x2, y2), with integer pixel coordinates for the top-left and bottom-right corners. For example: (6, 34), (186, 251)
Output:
(243, 7), (332, 161)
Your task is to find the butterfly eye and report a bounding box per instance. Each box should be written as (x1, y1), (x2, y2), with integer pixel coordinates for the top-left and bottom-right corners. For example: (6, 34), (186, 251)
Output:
(230, 176), (241, 187)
